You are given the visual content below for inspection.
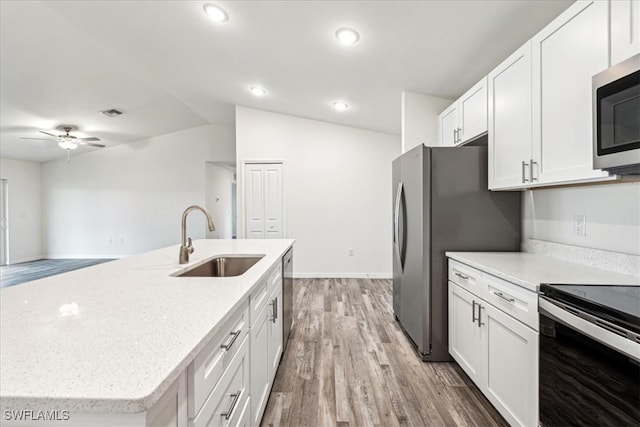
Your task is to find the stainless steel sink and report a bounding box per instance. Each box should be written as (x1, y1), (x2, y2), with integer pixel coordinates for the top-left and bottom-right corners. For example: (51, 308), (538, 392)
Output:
(175, 255), (264, 277)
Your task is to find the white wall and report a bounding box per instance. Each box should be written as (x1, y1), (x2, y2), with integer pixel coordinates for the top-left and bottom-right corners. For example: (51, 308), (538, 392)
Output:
(0, 157), (42, 263)
(42, 124), (235, 258)
(401, 91), (452, 152)
(236, 106), (400, 277)
(205, 163), (235, 239)
(522, 181), (640, 255)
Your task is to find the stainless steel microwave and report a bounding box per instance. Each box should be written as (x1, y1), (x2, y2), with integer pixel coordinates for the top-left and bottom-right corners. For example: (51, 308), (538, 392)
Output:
(592, 53), (640, 175)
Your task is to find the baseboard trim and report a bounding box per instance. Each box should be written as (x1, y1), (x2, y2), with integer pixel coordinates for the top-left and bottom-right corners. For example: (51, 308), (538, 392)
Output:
(294, 273), (392, 279)
(6, 255), (43, 265)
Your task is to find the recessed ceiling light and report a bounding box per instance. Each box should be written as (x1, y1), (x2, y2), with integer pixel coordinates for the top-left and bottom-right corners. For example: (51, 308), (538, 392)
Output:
(333, 101), (349, 112)
(250, 86), (267, 96)
(203, 4), (228, 22)
(336, 28), (359, 45)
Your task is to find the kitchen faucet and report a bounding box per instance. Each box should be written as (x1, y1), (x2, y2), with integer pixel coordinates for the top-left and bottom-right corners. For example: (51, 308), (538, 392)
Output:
(179, 205), (216, 264)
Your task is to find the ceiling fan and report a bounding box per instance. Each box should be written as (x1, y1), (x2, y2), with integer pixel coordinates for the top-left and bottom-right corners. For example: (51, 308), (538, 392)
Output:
(21, 125), (105, 151)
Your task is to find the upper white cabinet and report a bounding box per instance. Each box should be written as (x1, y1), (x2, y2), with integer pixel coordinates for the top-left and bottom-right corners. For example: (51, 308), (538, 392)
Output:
(438, 77), (488, 146)
(531, 0), (610, 184)
(611, 0), (640, 65)
(488, 42), (533, 189)
(459, 77), (488, 143)
(438, 102), (459, 146)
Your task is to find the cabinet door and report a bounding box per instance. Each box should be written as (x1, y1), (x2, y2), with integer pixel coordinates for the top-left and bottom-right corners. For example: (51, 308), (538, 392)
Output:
(448, 283), (484, 383)
(532, 0), (609, 184)
(147, 372), (188, 427)
(481, 303), (538, 427)
(488, 42), (533, 189)
(250, 303), (271, 426)
(268, 285), (284, 384)
(263, 163), (283, 239)
(438, 103), (458, 146)
(611, 0), (640, 65)
(459, 77), (488, 144)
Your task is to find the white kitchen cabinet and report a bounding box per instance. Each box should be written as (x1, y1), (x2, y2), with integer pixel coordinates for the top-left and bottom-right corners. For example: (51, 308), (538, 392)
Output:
(147, 372), (188, 427)
(244, 163), (283, 239)
(482, 302), (538, 427)
(448, 283), (484, 383)
(438, 102), (458, 146)
(488, 42), (533, 189)
(531, 0), (609, 184)
(448, 260), (539, 427)
(250, 262), (284, 425)
(458, 77), (488, 143)
(438, 77), (487, 146)
(611, 0), (640, 65)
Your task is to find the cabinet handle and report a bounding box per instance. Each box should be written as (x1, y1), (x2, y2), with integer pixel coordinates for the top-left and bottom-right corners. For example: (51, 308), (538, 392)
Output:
(472, 300), (478, 324)
(453, 129), (458, 143)
(221, 390), (242, 420)
(457, 127), (462, 143)
(530, 159), (538, 182)
(494, 291), (515, 303)
(273, 297), (278, 323)
(220, 330), (242, 351)
(454, 271), (470, 281)
(521, 161), (529, 183)
(478, 305), (485, 327)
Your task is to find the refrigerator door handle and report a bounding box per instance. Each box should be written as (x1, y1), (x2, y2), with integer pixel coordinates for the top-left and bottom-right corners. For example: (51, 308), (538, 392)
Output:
(394, 181), (404, 272)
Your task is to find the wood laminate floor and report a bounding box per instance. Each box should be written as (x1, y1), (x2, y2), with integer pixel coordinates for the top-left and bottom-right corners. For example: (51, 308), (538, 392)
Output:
(0, 259), (113, 288)
(262, 278), (508, 427)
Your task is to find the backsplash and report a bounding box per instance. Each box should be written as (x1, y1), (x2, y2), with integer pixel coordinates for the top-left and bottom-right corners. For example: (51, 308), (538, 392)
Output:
(523, 239), (640, 277)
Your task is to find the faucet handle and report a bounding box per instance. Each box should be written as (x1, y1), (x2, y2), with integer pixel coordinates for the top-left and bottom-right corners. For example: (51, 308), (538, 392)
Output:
(187, 237), (194, 254)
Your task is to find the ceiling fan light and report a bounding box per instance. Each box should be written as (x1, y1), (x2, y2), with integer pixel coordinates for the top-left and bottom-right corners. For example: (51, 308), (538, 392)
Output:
(58, 141), (78, 150)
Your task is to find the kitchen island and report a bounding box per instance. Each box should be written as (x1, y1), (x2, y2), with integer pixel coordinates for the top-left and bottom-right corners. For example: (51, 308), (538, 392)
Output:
(0, 239), (294, 426)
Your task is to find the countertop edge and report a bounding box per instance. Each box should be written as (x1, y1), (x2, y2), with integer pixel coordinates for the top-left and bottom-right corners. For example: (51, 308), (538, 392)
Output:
(0, 240), (295, 414)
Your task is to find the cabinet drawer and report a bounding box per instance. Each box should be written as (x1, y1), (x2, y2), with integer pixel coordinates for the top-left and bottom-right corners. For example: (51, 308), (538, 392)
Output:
(482, 273), (538, 331)
(268, 262), (282, 295)
(250, 276), (269, 327)
(192, 334), (250, 427)
(189, 301), (249, 418)
(448, 260), (482, 296)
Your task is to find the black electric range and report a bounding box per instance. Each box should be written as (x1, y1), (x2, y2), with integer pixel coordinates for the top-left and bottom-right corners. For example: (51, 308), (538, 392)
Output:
(538, 283), (640, 427)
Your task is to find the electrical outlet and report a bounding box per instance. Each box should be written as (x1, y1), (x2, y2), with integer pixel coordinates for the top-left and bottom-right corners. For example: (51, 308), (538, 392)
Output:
(573, 215), (586, 237)
(348, 248), (354, 256)
(119, 237), (125, 244)
(108, 237), (113, 244)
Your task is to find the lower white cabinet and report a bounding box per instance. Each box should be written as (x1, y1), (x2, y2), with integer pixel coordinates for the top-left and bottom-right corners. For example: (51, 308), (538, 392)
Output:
(147, 372), (188, 427)
(250, 277), (283, 425)
(448, 261), (539, 427)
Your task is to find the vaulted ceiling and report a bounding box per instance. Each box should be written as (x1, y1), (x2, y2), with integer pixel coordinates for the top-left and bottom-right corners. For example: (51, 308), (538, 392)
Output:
(0, 0), (573, 162)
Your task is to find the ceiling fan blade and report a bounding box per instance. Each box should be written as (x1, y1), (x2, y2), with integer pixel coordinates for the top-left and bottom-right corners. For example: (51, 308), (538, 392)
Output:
(79, 142), (105, 148)
(21, 137), (56, 141)
(79, 137), (101, 142)
(39, 130), (58, 137)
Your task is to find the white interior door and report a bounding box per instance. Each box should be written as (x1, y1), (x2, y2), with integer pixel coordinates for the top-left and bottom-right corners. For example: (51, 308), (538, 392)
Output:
(0, 179), (7, 266)
(244, 163), (283, 239)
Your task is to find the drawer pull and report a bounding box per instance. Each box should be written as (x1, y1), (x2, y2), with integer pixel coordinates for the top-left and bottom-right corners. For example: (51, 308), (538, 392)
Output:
(270, 298), (278, 323)
(478, 305), (485, 327)
(220, 330), (242, 351)
(454, 271), (470, 281)
(494, 292), (515, 303)
(221, 390), (242, 420)
(472, 300), (478, 324)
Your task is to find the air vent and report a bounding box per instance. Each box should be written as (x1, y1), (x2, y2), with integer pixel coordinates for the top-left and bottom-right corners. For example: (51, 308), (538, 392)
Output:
(100, 108), (124, 117)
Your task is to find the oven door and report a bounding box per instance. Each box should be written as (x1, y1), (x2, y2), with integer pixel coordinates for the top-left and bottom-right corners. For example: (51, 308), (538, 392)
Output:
(539, 298), (640, 427)
(593, 53), (640, 173)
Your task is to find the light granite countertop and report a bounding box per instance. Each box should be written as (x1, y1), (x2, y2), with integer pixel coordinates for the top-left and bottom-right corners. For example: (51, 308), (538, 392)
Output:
(0, 239), (294, 414)
(446, 251), (640, 292)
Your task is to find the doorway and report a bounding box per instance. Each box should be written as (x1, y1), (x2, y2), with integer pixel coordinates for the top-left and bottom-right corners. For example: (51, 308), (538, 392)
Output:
(0, 179), (7, 266)
(205, 162), (237, 239)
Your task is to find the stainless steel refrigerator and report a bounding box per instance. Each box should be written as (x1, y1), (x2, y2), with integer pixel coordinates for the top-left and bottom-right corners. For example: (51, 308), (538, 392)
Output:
(392, 143), (521, 361)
